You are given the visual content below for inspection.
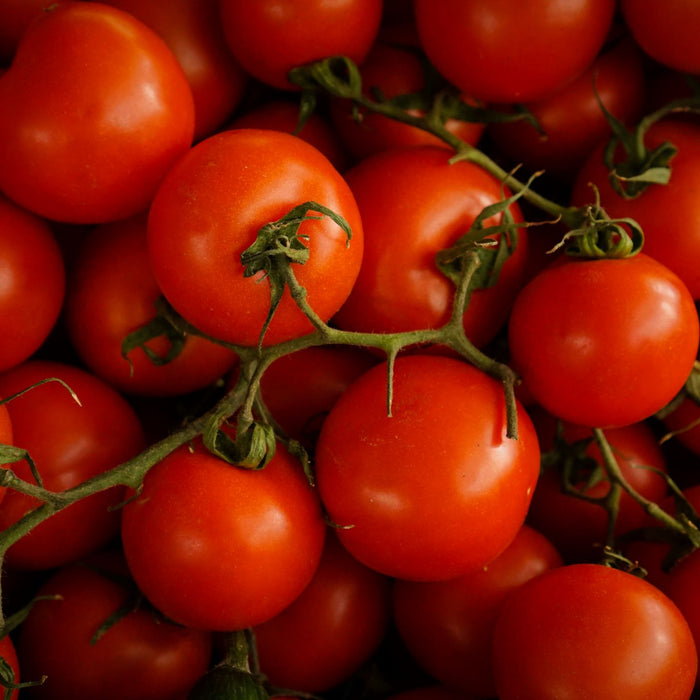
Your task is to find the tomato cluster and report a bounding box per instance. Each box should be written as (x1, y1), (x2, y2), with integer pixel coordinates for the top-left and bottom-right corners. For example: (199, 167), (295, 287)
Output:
(1, 1), (700, 699)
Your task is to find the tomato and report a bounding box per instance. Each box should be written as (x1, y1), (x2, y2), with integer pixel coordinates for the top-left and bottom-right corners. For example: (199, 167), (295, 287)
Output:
(100, 0), (248, 141)
(328, 24), (484, 163)
(16, 552), (213, 700)
(491, 563), (698, 699)
(621, 0), (700, 73)
(392, 524), (562, 698)
(332, 146), (529, 349)
(572, 119), (700, 300)
(219, 0), (383, 90)
(414, 0), (616, 103)
(120, 438), (326, 631)
(508, 253), (699, 428)
(526, 410), (669, 562)
(315, 355), (541, 581)
(0, 2), (195, 223)
(488, 36), (646, 180)
(65, 213), (238, 398)
(147, 128), (364, 347)
(0, 0), (70, 63)
(0, 635), (19, 700)
(661, 395), (700, 457)
(230, 99), (349, 172)
(253, 532), (391, 692)
(0, 195), (65, 373)
(0, 360), (146, 571)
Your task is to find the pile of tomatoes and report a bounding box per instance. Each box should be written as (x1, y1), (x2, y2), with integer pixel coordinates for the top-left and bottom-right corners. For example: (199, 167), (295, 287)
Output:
(2, 1), (700, 698)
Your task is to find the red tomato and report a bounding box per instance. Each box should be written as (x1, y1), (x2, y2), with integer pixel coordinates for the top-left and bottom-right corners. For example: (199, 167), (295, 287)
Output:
(392, 524), (562, 698)
(100, 0), (248, 140)
(147, 128), (364, 347)
(492, 563), (698, 699)
(0, 195), (65, 373)
(488, 36), (646, 179)
(526, 411), (669, 562)
(253, 532), (391, 692)
(0, 0), (70, 63)
(65, 213), (238, 398)
(0, 635), (19, 700)
(17, 553), (213, 700)
(315, 355), (541, 581)
(621, 0), (700, 73)
(230, 99), (348, 172)
(0, 2), (195, 223)
(329, 24), (484, 162)
(0, 360), (146, 571)
(508, 253), (699, 428)
(120, 439), (326, 631)
(219, 0), (383, 90)
(571, 119), (700, 300)
(414, 0), (615, 103)
(332, 146), (529, 349)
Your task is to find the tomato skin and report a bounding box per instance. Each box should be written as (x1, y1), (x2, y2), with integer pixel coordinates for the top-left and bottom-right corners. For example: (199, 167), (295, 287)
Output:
(414, 0), (615, 103)
(219, 0), (383, 90)
(392, 525), (562, 698)
(333, 146), (528, 349)
(572, 120), (700, 300)
(621, 0), (700, 73)
(65, 213), (238, 398)
(147, 128), (364, 347)
(253, 532), (392, 693)
(0, 360), (146, 571)
(664, 547), (700, 672)
(100, 0), (247, 141)
(492, 563), (698, 700)
(0, 2), (195, 223)
(120, 439), (326, 631)
(17, 553), (213, 700)
(508, 254), (699, 428)
(315, 355), (541, 581)
(0, 195), (65, 373)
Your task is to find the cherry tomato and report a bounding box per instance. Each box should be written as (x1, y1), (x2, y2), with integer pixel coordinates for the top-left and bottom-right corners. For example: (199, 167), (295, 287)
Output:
(332, 145), (529, 349)
(0, 360), (146, 571)
(120, 439), (326, 631)
(17, 552), (213, 700)
(147, 128), (364, 347)
(315, 355), (541, 581)
(0, 2), (195, 223)
(253, 532), (391, 692)
(414, 0), (616, 103)
(491, 563), (698, 699)
(392, 524), (562, 698)
(0, 195), (65, 373)
(508, 253), (699, 428)
(100, 0), (248, 140)
(65, 213), (238, 398)
(219, 0), (383, 90)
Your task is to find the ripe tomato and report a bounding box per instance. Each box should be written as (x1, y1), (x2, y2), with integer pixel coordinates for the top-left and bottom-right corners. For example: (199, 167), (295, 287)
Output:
(492, 563), (698, 699)
(414, 0), (615, 103)
(508, 253), (699, 428)
(332, 146), (529, 349)
(488, 37), (646, 180)
(120, 439), (326, 631)
(392, 524), (562, 698)
(0, 634), (19, 700)
(0, 195), (65, 373)
(219, 0), (383, 90)
(100, 0), (248, 141)
(572, 119), (700, 300)
(0, 360), (146, 571)
(65, 213), (238, 398)
(315, 355), (541, 581)
(0, 2), (195, 223)
(253, 532), (391, 692)
(526, 410), (669, 562)
(664, 546), (700, 671)
(17, 552), (213, 700)
(621, 0), (700, 73)
(147, 128), (364, 347)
